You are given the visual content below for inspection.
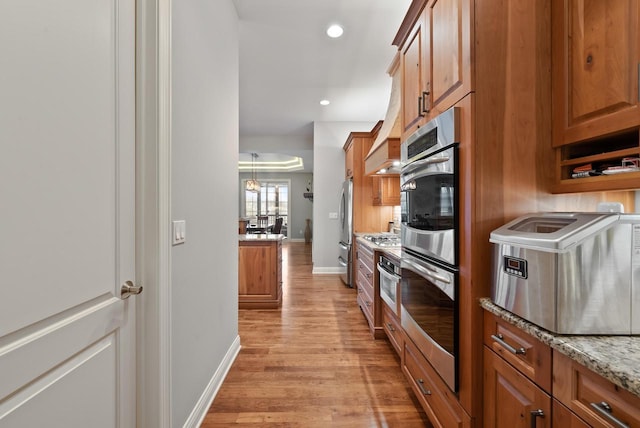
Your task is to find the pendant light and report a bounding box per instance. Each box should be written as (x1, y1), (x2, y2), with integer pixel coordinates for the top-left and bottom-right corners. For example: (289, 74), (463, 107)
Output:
(245, 153), (261, 192)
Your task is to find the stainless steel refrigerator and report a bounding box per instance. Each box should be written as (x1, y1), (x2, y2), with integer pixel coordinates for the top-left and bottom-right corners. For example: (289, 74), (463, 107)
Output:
(338, 179), (353, 286)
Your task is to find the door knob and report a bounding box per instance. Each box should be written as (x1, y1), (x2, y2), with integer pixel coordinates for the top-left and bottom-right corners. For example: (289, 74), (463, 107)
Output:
(121, 280), (143, 299)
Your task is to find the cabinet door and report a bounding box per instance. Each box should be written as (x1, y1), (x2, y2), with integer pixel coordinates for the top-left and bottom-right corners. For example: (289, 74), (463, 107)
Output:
(401, 9), (429, 141)
(345, 142), (354, 178)
(372, 176), (401, 206)
(553, 399), (590, 428)
(552, 0), (640, 146)
(483, 347), (551, 428)
(238, 244), (276, 299)
(427, 0), (472, 115)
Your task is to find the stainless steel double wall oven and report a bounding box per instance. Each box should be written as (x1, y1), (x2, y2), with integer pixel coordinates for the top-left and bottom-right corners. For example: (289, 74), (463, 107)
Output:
(400, 106), (460, 392)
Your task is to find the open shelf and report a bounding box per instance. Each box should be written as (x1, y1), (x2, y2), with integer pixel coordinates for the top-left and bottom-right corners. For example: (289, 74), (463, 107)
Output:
(554, 128), (640, 193)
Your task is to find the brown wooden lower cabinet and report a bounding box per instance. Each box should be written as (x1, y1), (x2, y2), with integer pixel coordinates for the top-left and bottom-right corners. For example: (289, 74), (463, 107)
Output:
(238, 239), (282, 309)
(355, 241), (385, 339)
(483, 346), (551, 427)
(403, 336), (471, 428)
(484, 309), (640, 427)
(552, 399), (590, 428)
(553, 351), (640, 428)
(381, 303), (402, 356)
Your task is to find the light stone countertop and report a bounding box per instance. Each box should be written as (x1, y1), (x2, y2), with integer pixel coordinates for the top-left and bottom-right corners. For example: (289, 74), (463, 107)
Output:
(239, 233), (286, 242)
(481, 297), (640, 398)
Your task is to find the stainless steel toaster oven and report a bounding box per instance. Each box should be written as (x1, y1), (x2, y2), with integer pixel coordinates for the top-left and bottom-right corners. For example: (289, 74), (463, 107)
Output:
(490, 212), (640, 334)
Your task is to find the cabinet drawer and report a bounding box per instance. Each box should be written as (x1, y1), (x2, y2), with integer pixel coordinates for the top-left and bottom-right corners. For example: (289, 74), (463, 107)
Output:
(357, 282), (374, 325)
(403, 337), (471, 428)
(483, 311), (552, 392)
(553, 350), (640, 428)
(356, 242), (375, 273)
(356, 268), (373, 296)
(382, 303), (402, 356)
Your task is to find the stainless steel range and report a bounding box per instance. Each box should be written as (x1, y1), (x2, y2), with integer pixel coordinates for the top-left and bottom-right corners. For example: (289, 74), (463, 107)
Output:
(361, 233), (401, 247)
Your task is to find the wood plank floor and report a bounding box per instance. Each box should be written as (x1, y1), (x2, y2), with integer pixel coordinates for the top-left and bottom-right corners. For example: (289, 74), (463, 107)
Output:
(203, 241), (430, 427)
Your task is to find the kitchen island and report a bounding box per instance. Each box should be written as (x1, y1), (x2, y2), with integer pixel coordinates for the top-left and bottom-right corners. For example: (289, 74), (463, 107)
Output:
(238, 234), (284, 309)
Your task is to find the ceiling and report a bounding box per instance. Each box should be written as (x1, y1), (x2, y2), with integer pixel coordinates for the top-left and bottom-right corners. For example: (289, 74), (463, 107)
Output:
(233, 0), (412, 172)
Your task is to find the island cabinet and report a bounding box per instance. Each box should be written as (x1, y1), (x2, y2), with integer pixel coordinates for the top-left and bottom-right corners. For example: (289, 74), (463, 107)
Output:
(483, 312), (552, 428)
(355, 240), (385, 339)
(238, 238), (282, 309)
(397, 0), (472, 142)
(551, 0), (640, 192)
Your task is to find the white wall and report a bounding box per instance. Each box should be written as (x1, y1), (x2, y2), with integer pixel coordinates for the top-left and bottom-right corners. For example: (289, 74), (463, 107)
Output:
(312, 121), (376, 272)
(171, 1), (239, 426)
(238, 172), (313, 240)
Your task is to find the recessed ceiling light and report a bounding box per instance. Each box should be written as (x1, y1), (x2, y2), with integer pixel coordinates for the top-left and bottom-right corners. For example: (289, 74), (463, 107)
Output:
(320, 99), (330, 106)
(326, 24), (344, 38)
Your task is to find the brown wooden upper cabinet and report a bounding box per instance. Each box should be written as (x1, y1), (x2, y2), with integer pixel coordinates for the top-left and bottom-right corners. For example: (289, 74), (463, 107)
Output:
(400, 0), (472, 142)
(551, 0), (640, 192)
(372, 176), (400, 206)
(552, 0), (640, 147)
(344, 139), (354, 178)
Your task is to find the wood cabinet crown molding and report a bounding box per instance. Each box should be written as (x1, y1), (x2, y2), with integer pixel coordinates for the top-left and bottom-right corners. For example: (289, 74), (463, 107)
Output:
(392, 0), (428, 48)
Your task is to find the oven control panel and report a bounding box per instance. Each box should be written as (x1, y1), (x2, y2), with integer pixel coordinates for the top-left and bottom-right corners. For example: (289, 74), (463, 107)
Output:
(503, 256), (528, 279)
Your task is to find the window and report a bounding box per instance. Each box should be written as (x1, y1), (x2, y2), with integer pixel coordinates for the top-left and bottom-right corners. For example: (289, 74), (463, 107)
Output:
(244, 179), (289, 235)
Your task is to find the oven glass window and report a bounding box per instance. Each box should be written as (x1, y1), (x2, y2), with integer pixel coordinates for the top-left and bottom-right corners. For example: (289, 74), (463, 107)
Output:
(401, 267), (455, 354)
(401, 174), (454, 231)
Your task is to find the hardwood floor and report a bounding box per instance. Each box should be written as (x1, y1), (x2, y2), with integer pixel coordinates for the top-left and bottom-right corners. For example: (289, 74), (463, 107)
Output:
(203, 241), (430, 427)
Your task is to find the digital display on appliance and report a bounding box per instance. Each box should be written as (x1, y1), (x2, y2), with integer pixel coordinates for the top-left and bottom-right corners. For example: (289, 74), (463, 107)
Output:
(407, 128), (437, 160)
(503, 256), (527, 279)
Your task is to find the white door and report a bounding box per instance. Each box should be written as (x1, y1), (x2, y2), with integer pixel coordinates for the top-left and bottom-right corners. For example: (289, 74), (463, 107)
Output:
(0, 0), (137, 426)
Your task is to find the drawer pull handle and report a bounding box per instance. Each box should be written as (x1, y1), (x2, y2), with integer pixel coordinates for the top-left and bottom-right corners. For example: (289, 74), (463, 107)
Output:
(416, 379), (431, 396)
(590, 402), (630, 428)
(365, 300), (371, 307)
(386, 322), (395, 332)
(491, 334), (526, 355)
(530, 409), (544, 428)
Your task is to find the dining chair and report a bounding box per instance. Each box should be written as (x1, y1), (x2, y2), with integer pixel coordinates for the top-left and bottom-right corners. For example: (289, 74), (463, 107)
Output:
(257, 215), (269, 228)
(270, 217), (283, 234)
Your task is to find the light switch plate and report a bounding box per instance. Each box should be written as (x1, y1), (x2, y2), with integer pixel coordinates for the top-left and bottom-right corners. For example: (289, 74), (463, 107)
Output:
(329, 212), (338, 219)
(172, 220), (186, 245)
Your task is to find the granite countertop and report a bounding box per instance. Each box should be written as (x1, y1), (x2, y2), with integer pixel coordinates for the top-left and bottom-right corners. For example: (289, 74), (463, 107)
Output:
(239, 233), (286, 241)
(480, 297), (640, 398)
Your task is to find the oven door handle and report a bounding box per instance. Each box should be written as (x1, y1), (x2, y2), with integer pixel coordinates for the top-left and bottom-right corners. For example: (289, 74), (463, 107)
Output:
(377, 263), (401, 282)
(401, 155), (450, 176)
(403, 258), (451, 285)
(338, 256), (348, 267)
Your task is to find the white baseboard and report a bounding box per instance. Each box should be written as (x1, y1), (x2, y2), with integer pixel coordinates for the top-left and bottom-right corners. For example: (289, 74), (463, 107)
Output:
(312, 267), (344, 275)
(182, 335), (241, 428)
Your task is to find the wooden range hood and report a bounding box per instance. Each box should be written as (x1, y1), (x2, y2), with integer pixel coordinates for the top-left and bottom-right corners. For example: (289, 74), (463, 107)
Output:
(365, 53), (401, 176)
